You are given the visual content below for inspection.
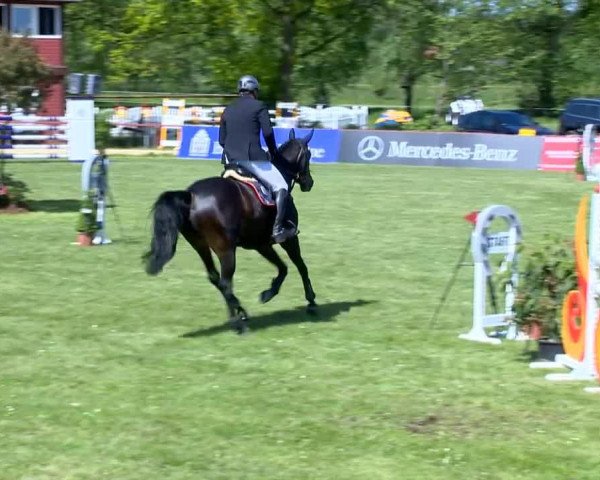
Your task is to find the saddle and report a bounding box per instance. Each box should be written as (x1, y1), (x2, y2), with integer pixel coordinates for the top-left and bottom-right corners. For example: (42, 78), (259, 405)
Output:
(221, 163), (275, 207)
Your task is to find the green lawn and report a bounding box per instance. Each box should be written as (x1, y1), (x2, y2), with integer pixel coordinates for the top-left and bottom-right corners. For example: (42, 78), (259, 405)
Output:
(1, 157), (598, 479)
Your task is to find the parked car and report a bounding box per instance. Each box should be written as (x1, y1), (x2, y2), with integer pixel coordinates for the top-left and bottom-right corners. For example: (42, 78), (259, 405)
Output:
(457, 110), (555, 135)
(558, 98), (600, 135)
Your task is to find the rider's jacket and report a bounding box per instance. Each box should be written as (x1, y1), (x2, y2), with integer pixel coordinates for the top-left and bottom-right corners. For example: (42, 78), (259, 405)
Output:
(219, 95), (278, 164)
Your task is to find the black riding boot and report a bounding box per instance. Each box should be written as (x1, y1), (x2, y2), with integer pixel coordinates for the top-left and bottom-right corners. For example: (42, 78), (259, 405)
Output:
(272, 190), (297, 244)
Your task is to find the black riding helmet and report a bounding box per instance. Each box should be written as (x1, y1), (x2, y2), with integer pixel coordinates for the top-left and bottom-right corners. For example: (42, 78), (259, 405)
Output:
(238, 75), (259, 94)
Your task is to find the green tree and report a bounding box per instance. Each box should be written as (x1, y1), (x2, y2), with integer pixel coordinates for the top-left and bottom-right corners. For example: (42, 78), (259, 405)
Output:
(65, 0), (382, 102)
(559, 0), (600, 99)
(64, 0), (130, 80)
(0, 32), (51, 111)
(494, 0), (578, 110)
(369, 0), (442, 112)
(261, 0), (381, 102)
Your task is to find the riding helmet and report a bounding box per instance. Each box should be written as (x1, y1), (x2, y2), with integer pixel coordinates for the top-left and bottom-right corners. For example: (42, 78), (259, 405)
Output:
(238, 75), (260, 93)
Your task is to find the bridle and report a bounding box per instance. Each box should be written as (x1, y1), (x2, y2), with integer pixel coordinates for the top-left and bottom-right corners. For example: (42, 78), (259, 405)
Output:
(292, 142), (311, 185)
(279, 140), (311, 189)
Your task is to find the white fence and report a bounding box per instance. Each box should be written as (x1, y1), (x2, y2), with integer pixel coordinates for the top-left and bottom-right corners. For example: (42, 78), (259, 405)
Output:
(107, 103), (369, 130)
(1, 99), (96, 162)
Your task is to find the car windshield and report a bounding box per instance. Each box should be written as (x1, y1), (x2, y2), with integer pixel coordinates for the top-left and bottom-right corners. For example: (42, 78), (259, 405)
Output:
(494, 112), (536, 126)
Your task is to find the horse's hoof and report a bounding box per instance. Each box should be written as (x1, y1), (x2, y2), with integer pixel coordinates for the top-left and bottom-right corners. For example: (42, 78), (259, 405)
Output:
(259, 289), (276, 304)
(230, 319), (249, 335)
(236, 324), (250, 335)
(306, 303), (318, 316)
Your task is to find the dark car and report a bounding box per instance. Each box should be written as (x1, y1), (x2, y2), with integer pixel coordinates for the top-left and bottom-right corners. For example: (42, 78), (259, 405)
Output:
(457, 110), (555, 135)
(558, 98), (600, 135)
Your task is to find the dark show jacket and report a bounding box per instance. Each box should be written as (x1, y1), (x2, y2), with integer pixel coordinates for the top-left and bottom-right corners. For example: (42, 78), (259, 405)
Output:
(219, 95), (278, 163)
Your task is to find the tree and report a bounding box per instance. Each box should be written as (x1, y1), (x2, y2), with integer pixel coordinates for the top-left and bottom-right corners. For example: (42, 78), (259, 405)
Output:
(430, 1), (509, 113)
(64, 0), (130, 80)
(369, 0), (443, 112)
(65, 0), (382, 103)
(0, 32), (51, 111)
(494, 0), (578, 110)
(559, 0), (600, 100)
(257, 0), (380, 102)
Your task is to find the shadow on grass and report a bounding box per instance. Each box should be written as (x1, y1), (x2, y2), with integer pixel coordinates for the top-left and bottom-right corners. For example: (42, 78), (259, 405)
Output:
(516, 344), (539, 363)
(29, 199), (80, 213)
(181, 299), (376, 338)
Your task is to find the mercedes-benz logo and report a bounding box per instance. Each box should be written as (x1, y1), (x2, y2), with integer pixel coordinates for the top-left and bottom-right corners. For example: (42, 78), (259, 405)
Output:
(357, 136), (385, 161)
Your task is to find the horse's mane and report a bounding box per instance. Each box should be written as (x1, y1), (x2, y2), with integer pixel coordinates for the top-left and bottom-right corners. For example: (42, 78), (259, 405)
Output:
(277, 139), (298, 155)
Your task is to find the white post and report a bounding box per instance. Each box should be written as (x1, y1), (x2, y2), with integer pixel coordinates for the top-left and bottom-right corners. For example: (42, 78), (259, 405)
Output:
(459, 260), (502, 344)
(582, 124), (597, 181)
(67, 98), (96, 163)
(459, 205), (523, 345)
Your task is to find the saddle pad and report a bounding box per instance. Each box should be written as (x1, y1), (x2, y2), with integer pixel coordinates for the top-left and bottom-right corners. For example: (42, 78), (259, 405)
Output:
(222, 169), (275, 206)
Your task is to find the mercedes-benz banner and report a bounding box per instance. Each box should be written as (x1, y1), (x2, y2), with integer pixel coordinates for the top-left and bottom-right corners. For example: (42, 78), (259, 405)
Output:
(339, 130), (543, 169)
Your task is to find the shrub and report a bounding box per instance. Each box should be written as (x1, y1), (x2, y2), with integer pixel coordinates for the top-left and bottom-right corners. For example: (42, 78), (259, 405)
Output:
(0, 168), (30, 208)
(513, 236), (577, 340)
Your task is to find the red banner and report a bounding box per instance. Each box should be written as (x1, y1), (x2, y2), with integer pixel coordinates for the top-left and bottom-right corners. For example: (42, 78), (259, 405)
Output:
(539, 136), (580, 172)
(539, 136), (600, 172)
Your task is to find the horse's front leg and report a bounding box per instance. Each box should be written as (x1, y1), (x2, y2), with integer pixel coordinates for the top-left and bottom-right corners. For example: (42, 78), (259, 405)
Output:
(216, 248), (248, 334)
(281, 236), (317, 314)
(257, 245), (288, 304)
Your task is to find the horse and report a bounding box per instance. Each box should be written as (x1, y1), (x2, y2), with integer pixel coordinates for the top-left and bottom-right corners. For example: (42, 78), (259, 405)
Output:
(143, 129), (317, 334)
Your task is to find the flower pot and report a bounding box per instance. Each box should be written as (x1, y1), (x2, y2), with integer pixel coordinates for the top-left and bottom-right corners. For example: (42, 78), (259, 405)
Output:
(576, 173), (586, 181)
(77, 232), (93, 247)
(537, 338), (564, 362)
(524, 322), (542, 341)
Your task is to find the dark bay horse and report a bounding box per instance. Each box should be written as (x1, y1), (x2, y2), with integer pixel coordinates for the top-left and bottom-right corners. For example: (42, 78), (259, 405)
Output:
(143, 129), (317, 334)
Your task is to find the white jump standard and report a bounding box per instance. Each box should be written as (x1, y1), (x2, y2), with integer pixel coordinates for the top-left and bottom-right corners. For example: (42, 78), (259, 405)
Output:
(459, 205), (524, 345)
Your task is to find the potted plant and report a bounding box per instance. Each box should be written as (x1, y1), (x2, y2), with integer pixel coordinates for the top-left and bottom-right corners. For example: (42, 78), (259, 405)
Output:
(513, 236), (578, 360)
(575, 152), (586, 181)
(76, 191), (97, 246)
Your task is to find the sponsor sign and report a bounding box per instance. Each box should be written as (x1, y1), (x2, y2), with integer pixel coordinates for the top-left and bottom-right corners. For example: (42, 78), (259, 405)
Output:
(339, 130), (542, 169)
(539, 134), (600, 172)
(539, 136), (580, 172)
(178, 125), (341, 163)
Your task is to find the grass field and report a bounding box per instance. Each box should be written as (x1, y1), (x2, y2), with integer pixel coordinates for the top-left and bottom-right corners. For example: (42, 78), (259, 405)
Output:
(2, 157), (599, 479)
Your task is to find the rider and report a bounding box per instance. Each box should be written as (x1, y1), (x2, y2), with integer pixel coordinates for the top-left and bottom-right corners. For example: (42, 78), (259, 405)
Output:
(219, 74), (296, 244)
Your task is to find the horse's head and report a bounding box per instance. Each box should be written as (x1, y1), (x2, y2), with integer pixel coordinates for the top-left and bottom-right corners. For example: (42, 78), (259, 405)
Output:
(277, 129), (314, 192)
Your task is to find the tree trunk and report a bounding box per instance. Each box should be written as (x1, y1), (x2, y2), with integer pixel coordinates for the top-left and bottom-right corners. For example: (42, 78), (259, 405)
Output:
(401, 72), (416, 113)
(535, 4), (565, 112)
(278, 13), (295, 101)
(435, 59), (449, 117)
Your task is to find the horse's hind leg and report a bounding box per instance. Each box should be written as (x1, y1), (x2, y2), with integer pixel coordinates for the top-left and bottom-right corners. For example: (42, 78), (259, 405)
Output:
(181, 230), (220, 289)
(257, 245), (288, 304)
(182, 230), (246, 332)
(281, 236), (317, 314)
(215, 247), (248, 334)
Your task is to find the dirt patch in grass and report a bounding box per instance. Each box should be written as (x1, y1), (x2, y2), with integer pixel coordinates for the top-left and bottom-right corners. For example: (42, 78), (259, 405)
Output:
(406, 414), (439, 434)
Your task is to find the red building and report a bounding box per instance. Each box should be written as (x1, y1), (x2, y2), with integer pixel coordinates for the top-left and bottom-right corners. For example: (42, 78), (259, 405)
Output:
(0, 0), (79, 115)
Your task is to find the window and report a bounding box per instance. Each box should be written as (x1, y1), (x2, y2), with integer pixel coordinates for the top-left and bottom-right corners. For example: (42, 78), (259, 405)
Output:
(39, 7), (58, 35)
(481, 112), (496, 130)
(11, 6), (35, 35)
(0, 5), (7, 31)
(572, 104), (584, 115)
(10, 5), (61, 36)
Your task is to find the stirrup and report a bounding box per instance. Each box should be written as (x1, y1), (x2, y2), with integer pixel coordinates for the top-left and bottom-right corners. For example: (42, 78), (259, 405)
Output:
(272, 226), (297, 244)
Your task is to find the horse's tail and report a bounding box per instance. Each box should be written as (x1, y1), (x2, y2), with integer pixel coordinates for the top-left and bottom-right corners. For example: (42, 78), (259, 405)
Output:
(143, 190), (192, 275)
